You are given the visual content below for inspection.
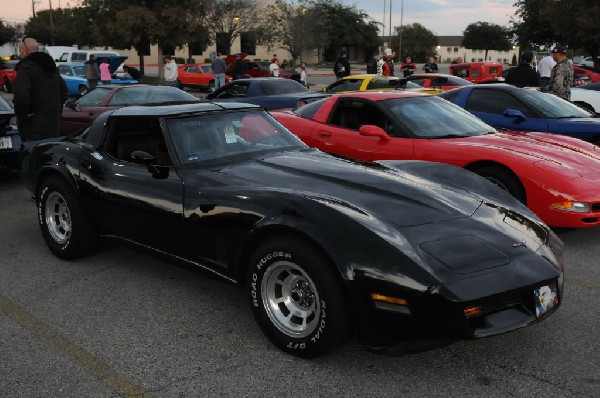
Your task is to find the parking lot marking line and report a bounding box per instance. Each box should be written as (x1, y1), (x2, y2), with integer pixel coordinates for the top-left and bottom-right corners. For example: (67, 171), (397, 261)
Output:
(0, 293), (154, 398)
(566, 277), (600, 290)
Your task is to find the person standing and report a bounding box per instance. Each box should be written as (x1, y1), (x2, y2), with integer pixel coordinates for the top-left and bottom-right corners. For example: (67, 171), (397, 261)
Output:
(164, 55), (178, 87)
(422, 56), (439, 73)
(233, 55), (245, 80)
(269, 58), (280, 77)
(333, 51), (350, 79)
(400, 56), (416, 77)
(537, 53), (556, 88)
(505, 51), (540, 88)
(366, 53), (379, 74)
(211, 53), (227, 90)
(12, 36), (67, 142)
(84, 54), (100, 90)
(122, 65), (142, 80)
(383, 49), (395, 77)
(299, 62), (308, 87)
(541, 45), (573, 101)
(99, 58), (112, 85)
(451, 57), (463, 65)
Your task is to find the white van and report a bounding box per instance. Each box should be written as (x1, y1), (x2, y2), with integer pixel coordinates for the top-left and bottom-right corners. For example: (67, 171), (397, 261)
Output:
(57, 49), (125, 76)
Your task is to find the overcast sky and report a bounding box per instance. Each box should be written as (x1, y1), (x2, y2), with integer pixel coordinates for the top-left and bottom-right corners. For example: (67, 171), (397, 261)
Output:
(3, 0), (518, 36)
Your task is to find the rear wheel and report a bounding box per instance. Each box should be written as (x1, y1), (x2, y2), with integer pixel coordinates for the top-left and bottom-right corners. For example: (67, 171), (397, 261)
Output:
(3, 77), (11, 93)
(78, 85), (88, 96)
(474, 165), (526, 204)
(38, 176), (99, 259)
(177, 79), (184, 89)
(247, 237), (349, 358)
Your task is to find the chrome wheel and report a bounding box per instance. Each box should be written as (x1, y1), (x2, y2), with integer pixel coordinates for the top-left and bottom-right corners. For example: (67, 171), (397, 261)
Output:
(261, 261), (321, 338)
(45, 191), (72, 245)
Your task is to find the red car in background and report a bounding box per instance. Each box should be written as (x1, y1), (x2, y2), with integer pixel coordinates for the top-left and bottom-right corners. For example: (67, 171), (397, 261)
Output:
(226, 53), (300, 81)
(0, 60), (19, 93)
(405, 73), (473, 91)
(271, 91), (600, 229)
(573, 65), (600, 84)
(177, 63), (232, 91)
(449, 62), (503, 83)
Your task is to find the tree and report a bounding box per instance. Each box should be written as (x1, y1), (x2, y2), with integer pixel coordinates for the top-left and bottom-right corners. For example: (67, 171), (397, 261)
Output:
(81, 0), (210, 80)
(254, 0), (320, 64)
(311, 0), (380, 62)
(202, 0), (261, 55)
(462, 22), (512, 61)
(0, 19), (16, 47)
(512, 0), (600, 69)
(391, 23), (437, 63)
(24, 8), (94, 46)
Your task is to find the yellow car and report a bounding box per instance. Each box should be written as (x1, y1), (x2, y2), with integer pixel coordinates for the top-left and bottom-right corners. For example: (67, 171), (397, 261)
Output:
(321, 74), (442, 94)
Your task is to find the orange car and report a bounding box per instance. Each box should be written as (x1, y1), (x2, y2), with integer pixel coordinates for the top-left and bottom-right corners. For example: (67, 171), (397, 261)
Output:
(449, 61), (503, 84)
(177, 63), (232, 91)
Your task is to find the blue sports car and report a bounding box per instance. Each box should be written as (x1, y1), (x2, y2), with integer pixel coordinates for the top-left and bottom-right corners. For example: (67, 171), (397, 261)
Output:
(58, 56), (138, 96)
(205, 77), (329, 110)
(438, 84), (600, 144)
(0, 95), (21, 169)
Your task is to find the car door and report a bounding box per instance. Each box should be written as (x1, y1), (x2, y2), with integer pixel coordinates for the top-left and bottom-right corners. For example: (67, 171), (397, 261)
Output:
(181, 65), (199, 85)
(312, 98), (414, 161)
(463, 88), (549, 132)
(78, 116), (185, 254)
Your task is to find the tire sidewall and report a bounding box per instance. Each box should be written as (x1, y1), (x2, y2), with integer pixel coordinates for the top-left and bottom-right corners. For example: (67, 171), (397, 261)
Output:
(248, 238), (347, 358)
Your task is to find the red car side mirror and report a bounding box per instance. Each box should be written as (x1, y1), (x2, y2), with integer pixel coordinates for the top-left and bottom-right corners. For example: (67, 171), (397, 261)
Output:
(359, 125), (391, 141)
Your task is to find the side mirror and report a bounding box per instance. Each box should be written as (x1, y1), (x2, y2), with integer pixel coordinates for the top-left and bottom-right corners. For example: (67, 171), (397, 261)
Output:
(130, 150), (155, 164)
(503, 109), (527, 122)
(359, 125), (391, 141)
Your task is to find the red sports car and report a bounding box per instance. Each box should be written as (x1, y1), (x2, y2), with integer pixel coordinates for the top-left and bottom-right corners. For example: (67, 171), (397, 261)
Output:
(0, 59), (18, 93)
(405, 73), (473, 91)
(271, 92), (600, 228)
(177, 63), (232, 91)
(573, 65), (600, 84)
(226, 53), (300, 81)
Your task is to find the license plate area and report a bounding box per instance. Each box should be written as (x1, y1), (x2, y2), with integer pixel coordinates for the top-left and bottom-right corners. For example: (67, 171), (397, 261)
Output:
(534, 284), (558, 319)
(0, 136), (12, 149)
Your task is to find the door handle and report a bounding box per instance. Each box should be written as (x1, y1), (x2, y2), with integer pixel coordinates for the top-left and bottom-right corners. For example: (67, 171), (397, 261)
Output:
(317, 131), (332, 138)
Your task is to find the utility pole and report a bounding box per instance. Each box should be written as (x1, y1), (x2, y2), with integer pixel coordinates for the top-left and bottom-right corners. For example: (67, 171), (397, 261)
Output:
(32, 0), (36, 17)
(49, 0), (55, 45)
(398, 0), (403, 60)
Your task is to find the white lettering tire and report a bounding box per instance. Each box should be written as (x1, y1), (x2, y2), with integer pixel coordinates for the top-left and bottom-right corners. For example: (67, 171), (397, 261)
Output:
(247, 237), (349, 358)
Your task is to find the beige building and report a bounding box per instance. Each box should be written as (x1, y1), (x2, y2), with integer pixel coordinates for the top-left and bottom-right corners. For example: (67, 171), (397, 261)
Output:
(436, 36), (519, 64)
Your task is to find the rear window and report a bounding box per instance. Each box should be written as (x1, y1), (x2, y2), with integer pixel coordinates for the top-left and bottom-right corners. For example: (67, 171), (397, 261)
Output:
(293, 98), (327, 119)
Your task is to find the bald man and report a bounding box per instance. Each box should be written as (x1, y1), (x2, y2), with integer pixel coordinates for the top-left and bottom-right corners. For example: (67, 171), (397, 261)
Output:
(13, 36), (67, 142)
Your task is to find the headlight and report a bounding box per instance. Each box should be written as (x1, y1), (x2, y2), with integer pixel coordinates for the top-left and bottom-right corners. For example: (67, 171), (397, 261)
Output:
(550, 201), (590, 212)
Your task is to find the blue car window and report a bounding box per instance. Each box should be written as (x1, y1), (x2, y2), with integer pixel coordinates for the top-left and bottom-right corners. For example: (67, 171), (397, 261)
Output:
(465, 89), (532, 116)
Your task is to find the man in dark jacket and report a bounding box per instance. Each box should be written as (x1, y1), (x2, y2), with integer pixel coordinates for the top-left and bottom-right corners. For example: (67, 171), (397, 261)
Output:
(333, 51), (351, 79)
(505, 51), (540, 88)
(84, 54), (101, 90)
(13, 36), (67, 142)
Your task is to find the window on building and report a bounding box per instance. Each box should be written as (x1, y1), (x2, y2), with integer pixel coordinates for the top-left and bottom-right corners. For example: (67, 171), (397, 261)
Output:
(216, 33), (228, 55)
(447, 47), (452, 52)
(240, 32), (256, 55)
(453, 47), (459, 52)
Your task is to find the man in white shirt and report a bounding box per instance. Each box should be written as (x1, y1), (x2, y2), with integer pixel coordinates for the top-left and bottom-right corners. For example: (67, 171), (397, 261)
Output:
(164, 55), (178, 86)
(269, 58), (280, 77)
(537, 54), (556, 88)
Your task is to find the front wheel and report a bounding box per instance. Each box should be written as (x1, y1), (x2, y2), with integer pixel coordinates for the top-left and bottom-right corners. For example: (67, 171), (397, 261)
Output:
(38, 176), (99, 259)
(474, 165), (526, 204)
(247, 237), (349, 358)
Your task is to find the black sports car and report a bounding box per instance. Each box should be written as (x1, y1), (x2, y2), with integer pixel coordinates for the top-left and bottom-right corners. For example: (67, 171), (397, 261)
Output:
(20, 102), (564, 358)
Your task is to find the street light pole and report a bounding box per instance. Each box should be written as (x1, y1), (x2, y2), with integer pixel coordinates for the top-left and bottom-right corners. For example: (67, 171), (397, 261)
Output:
(398, 0), (403, 60)
(49, 0), (55, 45)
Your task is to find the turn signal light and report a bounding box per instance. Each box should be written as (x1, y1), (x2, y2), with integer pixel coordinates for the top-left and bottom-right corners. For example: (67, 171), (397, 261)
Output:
(371, 293), (407, 306)
(464, 306), (483, 318)
(550, 201), (590, 212)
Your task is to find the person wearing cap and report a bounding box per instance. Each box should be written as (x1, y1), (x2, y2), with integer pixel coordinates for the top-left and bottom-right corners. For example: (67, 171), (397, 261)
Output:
(542, 45), (573, 101)
(505, 51), (540, 88)
(163, 54), (178, 87)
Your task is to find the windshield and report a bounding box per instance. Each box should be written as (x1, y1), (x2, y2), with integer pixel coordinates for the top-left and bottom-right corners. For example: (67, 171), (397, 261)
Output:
(107, 86), (199, 106)
(519, 89), (592, 118)
(384, 96), (497, 138)
(166, 110), (307, 165)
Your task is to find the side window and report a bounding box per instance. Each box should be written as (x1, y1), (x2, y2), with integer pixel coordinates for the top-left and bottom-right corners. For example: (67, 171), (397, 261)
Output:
(58, 65), (72, 76)
(76, 88), (109, 106)
(328, 79), (362, 93)
(329, 100), (392, 133)
(72, 52), (86, 62)
(465, 89), (531, 115)
(366, 79), (398, 90)
(102, 118), (172, 165)
(186, 66), (198, 73)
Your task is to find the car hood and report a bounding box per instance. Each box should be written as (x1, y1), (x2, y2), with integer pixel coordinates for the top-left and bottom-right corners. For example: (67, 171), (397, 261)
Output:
(201, 150), (489, 227)
(454, 130), (600, 177)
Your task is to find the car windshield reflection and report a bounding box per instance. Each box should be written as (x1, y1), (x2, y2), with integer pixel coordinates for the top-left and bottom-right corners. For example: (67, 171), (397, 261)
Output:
(166, 110), (307, 164)
(521, 89), (592, 118)
(383, 96), (497, 138)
